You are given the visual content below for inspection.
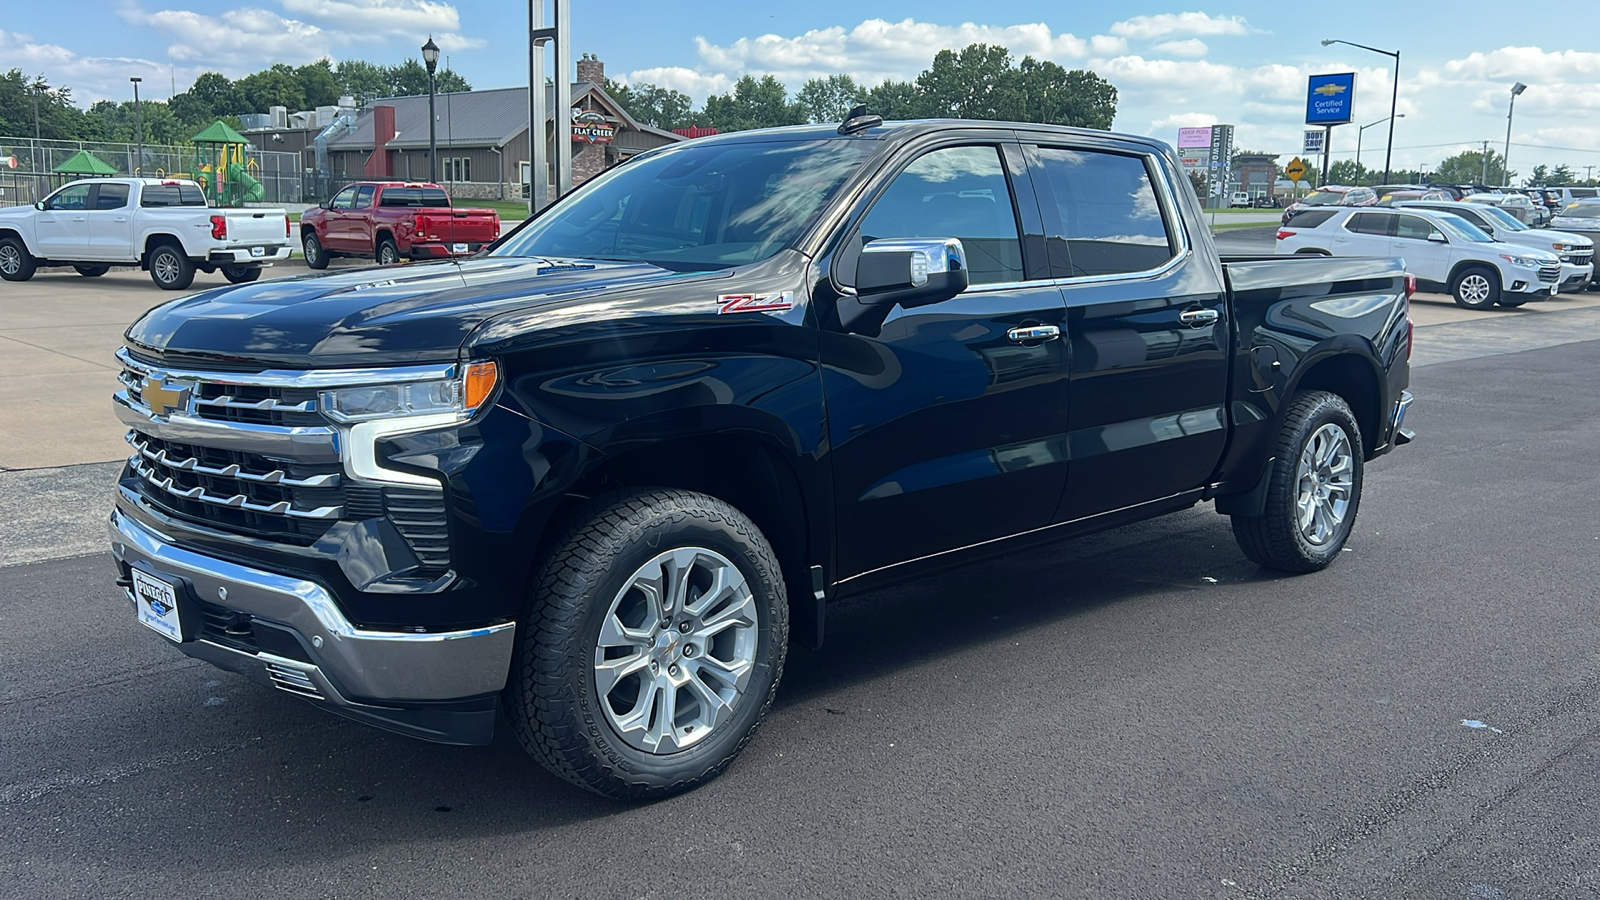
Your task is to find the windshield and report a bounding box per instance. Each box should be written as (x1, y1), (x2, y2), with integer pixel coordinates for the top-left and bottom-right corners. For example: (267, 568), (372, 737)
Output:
(1431, 212), (1495, 243)
(491, 139), (877, 271)
(1474, 204), (1529, 231)
(1303, 190), (1346, 205)
(1560, 202), (1600, 219)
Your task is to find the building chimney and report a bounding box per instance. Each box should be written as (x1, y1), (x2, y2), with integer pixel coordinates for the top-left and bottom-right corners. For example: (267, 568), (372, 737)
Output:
(364, 105), (395, 177)
(576, 53), (604, 85)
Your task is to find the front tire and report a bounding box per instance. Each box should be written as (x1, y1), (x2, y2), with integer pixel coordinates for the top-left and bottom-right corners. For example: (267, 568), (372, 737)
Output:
(147, 244), (195, 290)
(221, 265), (261, 284)
(1451, 266), (1500, 310)
(73, 264), (110, 277)
(1230, 391), (1364, 573)
(302, 232), (328, 270)
(510, 488), (789, 800)
(0, 236), (35, 282)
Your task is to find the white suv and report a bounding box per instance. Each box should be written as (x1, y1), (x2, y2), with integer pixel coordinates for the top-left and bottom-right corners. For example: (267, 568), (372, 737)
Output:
(1394, 200), (1593, 292)
(1275, 206), (1562, 309)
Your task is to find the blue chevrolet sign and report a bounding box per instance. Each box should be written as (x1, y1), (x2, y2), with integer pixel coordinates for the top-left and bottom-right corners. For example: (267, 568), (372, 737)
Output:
(1306, 73), (1356, 125)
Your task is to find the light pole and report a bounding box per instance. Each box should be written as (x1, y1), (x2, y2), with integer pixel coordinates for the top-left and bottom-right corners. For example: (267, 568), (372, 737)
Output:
(421, 36), (440, 183)
(1504, 82), (1527, 188)
(1355, 113), (1403, 185)
(32, 78), (48, 197)
(130, 76), (144, 175)
(1321, 38), (1400, 184)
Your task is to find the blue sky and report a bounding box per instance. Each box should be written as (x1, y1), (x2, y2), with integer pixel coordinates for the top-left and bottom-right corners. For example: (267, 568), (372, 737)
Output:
(6, 1), (1599, 178)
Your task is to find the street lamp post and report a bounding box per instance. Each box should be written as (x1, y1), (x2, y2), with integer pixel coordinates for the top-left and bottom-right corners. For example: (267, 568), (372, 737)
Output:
(1355, 113), (1404, 185)
(421, 36), (440, 183)
(1321, 38), (1401, 184)
(130, 77), (144, 175)
(32, 79), (49, 198)
(1504, 82), (1527, 188)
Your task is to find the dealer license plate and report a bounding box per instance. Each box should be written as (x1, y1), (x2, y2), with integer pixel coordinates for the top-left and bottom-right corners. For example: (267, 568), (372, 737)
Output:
(250, 246), (266, 258)
(132, 568), (184, 643)
(452, 243), (469, 254)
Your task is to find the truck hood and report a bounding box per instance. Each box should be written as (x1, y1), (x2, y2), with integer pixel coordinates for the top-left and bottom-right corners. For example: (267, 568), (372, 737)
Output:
(1507, 228), (1592, 249)
(125, 257), (722, 368)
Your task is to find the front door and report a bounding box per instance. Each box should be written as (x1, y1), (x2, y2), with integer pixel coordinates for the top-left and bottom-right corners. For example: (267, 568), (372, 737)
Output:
(84, 182), (134, 260)
(823, 141), (1072, 581)
(1023, 142), (1231, 520)
(323, 185), (358, 250)
(1390, 213), (1453, 284)
(36, 182), (94, 259)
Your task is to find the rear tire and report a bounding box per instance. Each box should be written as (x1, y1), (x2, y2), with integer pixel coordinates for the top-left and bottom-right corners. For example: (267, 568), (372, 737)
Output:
(510, 488), (788, 800)
(147, 244), (195, 291)
(221, 265), (261, 284)
(1451, 266), (1500, 310)
(303, 232), (328, 270)
(0, 236), (35, 282)
(73, 264), (110, 277)
(1230, 391), (1364, 573)
(376, 237), (400, 266)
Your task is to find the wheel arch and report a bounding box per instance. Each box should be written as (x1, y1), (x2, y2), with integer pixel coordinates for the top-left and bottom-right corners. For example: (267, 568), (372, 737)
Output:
(141, 232), (186, 262)
(1285, 349), (1384, 459)
(1447, 259), (1499, 289)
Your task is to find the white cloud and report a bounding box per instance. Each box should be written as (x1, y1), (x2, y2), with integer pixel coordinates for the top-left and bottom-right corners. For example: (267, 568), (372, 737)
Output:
(0, 27), (185, 103)
(621, 67), (732, 99)
(119, 7), (334, 66)
(278, 0), (482, 51)
(1110, 12), (1252, 41)
(1153, 39), (1208, 58)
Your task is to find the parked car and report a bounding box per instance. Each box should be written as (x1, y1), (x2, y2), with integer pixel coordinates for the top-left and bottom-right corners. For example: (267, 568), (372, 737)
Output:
(111, 117), (1414, 799)
(1463, 192), (1546, 226)
(300, 182), (500, 268)
(1375, 184), (1465, 201)
(1549, 187), (1600, 205)
(1281, 185), (1378, 225)
(0, 177), (290, 289)
(1276, 206), (1562, 308)
(1229, 191), (1252, 208)
(1551, 200), (1600, 289)
(1376, 189), (1451, 206)
(1253, 195), (1282, 209)
(1394, 199), (1593, 292)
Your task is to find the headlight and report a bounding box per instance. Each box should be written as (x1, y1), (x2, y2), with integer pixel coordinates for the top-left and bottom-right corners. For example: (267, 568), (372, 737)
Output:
(1551, 243), (1570, 251)
(1500, 255), (1542, 267)
(321, 360), (499, 423)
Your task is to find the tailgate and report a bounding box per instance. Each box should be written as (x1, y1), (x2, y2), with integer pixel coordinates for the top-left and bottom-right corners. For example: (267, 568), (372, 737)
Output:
(223, 210), (289, 244)
(414, 212), (500, 243)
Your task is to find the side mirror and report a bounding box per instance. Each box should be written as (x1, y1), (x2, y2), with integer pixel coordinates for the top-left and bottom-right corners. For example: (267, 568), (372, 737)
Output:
(34, 201), (45, 211)
(319, 199), (332, 210)
(1428, 231), (1447, 243)
(856, 237), (969, 307)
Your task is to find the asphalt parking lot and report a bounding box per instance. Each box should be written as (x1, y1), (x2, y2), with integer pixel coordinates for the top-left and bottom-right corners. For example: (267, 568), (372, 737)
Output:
(4, 257), (1600, 897)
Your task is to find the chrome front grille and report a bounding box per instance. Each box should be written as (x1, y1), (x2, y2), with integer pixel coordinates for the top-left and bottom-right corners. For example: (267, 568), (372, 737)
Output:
(1565, 250), (1593, 266)
(1538, 264), (1560, 283)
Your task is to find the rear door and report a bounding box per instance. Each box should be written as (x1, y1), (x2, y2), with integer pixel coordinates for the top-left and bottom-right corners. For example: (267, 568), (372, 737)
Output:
(1023, 141), (1231, 520)
(84, 182), (134, 260)
(824, 139), (1072, 580)
(35, 182), (94, 259)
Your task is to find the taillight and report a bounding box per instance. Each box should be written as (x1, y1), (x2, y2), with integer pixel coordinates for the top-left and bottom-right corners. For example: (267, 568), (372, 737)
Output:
(285, 217), (291, 238)
(1404, 273), (1417, 297)
(210, 215), (227, 240)
(414, 215), (424, 234)
(1276, 230), (1296, 240)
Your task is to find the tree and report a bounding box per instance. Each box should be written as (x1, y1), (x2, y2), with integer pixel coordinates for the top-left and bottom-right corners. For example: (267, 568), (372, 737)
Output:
(0, 70), (86, 140)
(796, 74), (863, 124)
(916, 44), (1024, 120)
(168, 71), (238, 124)
(1016, 58), (1117, 130)
(386, 59), (470, 97)
(702, 75), (806, 132)
(1549, 164), (1576, 186)
(335, 60), (389, 105)
(1328, 160), (1371, 186)
(605, 78), (700, 130)
(296, 60), (340, 108)
(234, 64), (305, 114)
(864, 79), (922, 119)
(1528, 164), (1550, 185)
(1433, 149), (1512, 186)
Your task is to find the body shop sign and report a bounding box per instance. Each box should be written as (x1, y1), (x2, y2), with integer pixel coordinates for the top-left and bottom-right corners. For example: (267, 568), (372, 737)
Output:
(572, 111), (615, 144)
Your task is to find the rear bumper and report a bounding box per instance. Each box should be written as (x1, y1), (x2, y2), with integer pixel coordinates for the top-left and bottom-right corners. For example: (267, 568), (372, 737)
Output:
(409, 241), (488, 260)
(109, 507), (514, 745)
(206, 245), (292, 264)
(1390, 389), (1415, 447)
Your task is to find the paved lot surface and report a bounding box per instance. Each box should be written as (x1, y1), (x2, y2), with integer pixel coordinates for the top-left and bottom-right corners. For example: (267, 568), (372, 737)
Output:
(3, 259), (1600, 895)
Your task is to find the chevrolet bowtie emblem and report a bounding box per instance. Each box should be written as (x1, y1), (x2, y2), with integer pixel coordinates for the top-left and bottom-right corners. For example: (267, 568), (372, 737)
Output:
(1313, 83), (1347, 97)
(143, 377), (193, 417)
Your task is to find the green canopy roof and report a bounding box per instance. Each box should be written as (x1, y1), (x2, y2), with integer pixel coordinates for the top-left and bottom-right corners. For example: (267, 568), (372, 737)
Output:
(192, 120), (248, 144)
(53, 150), (119, 175)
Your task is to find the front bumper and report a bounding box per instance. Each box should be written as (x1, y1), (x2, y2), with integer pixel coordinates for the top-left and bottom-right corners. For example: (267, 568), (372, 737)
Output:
(110, 507), (514, 744)
(206, 245), (293, 264)
(1558, 262), (1592, 291)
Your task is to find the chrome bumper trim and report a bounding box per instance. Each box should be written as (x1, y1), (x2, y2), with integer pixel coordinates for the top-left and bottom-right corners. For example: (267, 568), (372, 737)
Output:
(110, 508), (514, 702)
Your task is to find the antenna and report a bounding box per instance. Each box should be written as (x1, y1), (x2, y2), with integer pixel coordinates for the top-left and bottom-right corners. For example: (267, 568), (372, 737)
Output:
(837, 104), (882, 135)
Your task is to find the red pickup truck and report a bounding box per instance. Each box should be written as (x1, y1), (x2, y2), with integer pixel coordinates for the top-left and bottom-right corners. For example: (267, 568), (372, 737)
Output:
(300, 182), (500, 268)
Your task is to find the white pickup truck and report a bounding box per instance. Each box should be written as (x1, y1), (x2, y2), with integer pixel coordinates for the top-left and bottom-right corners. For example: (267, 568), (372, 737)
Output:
(0, 178), (291, 290)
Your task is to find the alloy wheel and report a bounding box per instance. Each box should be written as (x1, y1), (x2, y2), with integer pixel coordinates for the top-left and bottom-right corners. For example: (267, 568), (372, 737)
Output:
(1295, 423), (1354, 545)
(0, 245), (19, 275)
(1459, 274), (1492, 305)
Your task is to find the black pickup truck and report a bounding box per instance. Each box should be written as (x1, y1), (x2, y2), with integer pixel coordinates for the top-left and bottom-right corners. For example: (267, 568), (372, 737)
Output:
(110, 115), (1414, 799)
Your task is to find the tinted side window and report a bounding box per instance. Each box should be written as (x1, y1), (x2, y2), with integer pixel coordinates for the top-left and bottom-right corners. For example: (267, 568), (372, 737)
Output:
(330, 186), (357, 210)
(1395, 215), (1437, 241)
(354, 185), (376, 208)
(379, 187), (416, 207)
(1345, 213), (1391, 236)
(178, 185), (208, 206)
(419, 188), (451, 207)
(859, 145), (1024, 286)
(1033, 148), (1175, 277)
(94, 183), (130, 210)
(1286, 209), (1337, 228)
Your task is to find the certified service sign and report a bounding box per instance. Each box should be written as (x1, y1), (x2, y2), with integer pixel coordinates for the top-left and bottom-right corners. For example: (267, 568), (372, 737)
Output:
(1305, 73), (1356, 125)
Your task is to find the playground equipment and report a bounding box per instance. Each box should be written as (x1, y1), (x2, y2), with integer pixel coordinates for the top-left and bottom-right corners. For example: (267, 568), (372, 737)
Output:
(192, 121), (264, 206)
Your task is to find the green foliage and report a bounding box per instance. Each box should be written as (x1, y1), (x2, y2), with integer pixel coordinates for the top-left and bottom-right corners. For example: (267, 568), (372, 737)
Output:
(796, 74), (864, 124)
(234, 64), (306, 114)
(296, 60), (340, 108)
(605, 78), (701, 130)
(916, 44), (1022, 119)
(702, 75), (807, 131)
(334, 60), (390, 106)
(1434, 149), (1512, 186)
(0, 69), (86, 140)
(863, 79), (921, 119)
(1328, 160), (1370, 186)
(1548, 164), (1576, 186)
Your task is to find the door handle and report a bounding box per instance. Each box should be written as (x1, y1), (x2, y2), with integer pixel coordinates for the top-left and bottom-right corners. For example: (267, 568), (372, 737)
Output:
(114, 217), (128, 223)
(1007, 325), (1061, 343)
(1179, 308), (1219, 327)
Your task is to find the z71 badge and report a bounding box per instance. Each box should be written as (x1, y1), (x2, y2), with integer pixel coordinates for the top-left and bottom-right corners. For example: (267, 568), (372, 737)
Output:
(718, 292), (794, 314)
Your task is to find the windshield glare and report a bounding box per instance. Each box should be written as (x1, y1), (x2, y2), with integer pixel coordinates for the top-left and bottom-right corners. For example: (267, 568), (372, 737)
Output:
(1431, 212), (1494, 243)
(1304, 190), (1345, 205)
(1475, 204), (1528, 231)
(491, 139), (876, 270)
(1561, 202), (1600, 219)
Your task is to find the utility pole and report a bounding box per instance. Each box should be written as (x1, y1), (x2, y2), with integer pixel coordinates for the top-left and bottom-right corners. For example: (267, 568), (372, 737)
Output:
(130, 77), (144, 175)
(1481, 141), (1490, 185)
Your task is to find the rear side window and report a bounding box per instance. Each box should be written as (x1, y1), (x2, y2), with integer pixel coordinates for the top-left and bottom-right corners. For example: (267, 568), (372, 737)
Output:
(859, 145), (1025, 285)
(1344, 212), (1392, 236)
(140, 184), (208, 208)
(1032, 147), (1176, 277)
(379, 187), (416, 207)
(1286, 209), (1337, 228)
(354, 185), (376, 208)
(1394, 215), (1438, 240)
(94, 183), (130, 210)
(418, 188), (451, 207)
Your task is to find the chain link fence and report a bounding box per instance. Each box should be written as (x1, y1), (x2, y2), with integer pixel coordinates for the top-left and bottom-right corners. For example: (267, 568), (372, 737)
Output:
(0, 137), (303, 206)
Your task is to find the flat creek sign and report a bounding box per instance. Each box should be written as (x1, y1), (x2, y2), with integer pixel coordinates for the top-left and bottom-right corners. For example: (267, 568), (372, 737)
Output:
(572, 111), (615, 144)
